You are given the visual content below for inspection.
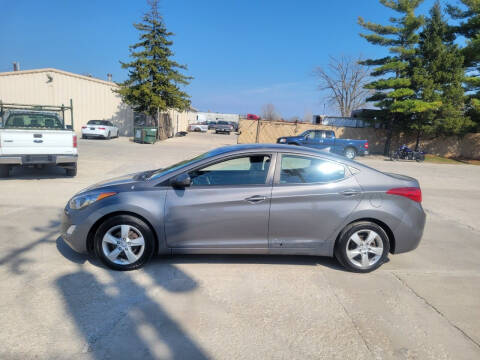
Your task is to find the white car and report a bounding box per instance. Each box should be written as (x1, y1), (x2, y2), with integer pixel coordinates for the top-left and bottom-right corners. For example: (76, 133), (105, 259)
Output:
(188, 123), (208, 132)
(0, 110), (78, 177)
(82, 120), (119, 139)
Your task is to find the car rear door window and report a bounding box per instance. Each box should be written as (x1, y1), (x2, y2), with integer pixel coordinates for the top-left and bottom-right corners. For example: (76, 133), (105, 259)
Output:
(279, 154), (345, 184)
(189, 155), (271, 186)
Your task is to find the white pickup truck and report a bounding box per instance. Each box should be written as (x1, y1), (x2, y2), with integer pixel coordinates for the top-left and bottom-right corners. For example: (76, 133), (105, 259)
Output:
(0, 108), (78, 177)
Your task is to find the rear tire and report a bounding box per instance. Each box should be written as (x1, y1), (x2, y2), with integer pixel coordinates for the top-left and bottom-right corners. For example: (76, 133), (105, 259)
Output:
(106, 132), (111, 140)
(335, 221), (390, 273)
(0, 165), (10, 178)
(65, 163), (77, 177)
(344, 147), (357, 160)
(94, 215), (155, 271)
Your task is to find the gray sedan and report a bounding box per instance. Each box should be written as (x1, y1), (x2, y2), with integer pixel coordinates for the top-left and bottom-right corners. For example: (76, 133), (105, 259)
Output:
(62, 144), (426, 272)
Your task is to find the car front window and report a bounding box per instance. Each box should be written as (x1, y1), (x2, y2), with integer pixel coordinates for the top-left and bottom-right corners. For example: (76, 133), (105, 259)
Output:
(189, 155), (271, 186)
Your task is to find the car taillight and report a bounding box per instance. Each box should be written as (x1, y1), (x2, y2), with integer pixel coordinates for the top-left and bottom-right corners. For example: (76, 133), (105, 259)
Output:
(386, 187), (421, 203)
(82, 126), (87, 129)
(365, 142), (369, 149)
(73, 135), (77, 148)
(98, 127), (105, 130)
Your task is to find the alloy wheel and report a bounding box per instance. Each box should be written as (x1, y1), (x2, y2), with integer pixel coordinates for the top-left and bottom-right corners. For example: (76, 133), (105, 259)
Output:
(345, 229), (384, 269)
(101, 224), (145, 265)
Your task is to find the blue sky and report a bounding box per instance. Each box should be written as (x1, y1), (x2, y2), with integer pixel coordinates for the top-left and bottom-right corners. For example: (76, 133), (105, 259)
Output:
(1, 0), (444, 117)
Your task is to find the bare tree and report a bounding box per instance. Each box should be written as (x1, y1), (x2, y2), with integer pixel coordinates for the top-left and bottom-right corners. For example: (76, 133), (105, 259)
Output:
(314, 55), (371, 117)
(261, 103), (280, 121)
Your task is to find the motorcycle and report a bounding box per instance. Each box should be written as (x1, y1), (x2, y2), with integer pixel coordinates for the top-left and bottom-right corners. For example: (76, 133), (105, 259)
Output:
(390, 145), (425, 162)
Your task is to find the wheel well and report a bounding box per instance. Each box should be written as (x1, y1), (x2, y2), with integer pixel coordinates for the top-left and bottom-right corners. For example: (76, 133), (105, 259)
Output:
(86, 211), (159, 254)
(335, 218), (396, 254)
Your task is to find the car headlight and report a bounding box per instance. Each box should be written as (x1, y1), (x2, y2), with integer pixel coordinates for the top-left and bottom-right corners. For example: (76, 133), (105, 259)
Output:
(279, 138), (286, 143)
(69, 191), (117, 210)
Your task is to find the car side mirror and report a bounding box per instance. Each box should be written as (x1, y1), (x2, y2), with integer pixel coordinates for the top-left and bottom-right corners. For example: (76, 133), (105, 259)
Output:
(170, 173), (191, 188)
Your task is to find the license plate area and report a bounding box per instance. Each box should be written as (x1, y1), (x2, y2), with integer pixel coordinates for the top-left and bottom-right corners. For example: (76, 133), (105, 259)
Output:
(23, 155), (55, 164)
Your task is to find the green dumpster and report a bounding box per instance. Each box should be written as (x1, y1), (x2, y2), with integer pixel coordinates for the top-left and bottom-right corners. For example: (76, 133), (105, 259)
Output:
(134, 127), (157, 144)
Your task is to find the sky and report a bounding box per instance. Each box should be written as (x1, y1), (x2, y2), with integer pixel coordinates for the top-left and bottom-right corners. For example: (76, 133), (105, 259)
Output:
(1, 0), (444, 118)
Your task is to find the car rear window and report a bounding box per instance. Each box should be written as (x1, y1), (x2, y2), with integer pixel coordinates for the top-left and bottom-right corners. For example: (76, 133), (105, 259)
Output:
(87, 120), (108, 125)
(4, 113), (64, 129)
(279, 155), (345, 184)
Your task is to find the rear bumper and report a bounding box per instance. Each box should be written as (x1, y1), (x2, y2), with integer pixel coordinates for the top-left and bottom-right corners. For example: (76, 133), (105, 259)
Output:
(82, 131), (108, 137)
(0, 154), (78, 165)
(392, 203), (426, 254)
(215, 128), (231, 133)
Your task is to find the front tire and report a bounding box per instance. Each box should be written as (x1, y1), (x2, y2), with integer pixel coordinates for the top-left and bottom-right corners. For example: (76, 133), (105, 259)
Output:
(94, 215), (155, 271)
(335, 221), (390, 273)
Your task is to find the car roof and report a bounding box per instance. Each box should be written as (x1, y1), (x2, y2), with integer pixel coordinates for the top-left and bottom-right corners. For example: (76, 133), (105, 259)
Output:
(208, 143), (360, 165)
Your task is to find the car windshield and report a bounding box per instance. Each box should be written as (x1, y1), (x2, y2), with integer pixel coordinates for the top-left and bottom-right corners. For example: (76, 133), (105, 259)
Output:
(4, 112), (64, 129)
(148, 151), (213, 180)
(217, 121), (228, 125)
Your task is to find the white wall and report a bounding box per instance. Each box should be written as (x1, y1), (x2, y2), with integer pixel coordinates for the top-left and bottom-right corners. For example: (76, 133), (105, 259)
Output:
(0, 69), (133, 134)
(195, 112), (239, 123)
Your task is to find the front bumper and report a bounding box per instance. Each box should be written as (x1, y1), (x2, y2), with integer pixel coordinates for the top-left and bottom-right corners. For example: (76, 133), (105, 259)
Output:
(0, 154), (78, 165)
(61, 208), (90, 254)
(215, 128), (231, 133)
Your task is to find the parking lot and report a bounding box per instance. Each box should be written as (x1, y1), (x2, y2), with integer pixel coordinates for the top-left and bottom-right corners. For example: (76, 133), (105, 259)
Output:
(1, 132), (479, 359)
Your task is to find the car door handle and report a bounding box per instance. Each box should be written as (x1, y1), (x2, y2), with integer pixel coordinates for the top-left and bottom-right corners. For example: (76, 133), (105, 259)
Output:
(341, 190), (361, 196)
(33, 139), (43, 143)
(245, 195), (267, 204)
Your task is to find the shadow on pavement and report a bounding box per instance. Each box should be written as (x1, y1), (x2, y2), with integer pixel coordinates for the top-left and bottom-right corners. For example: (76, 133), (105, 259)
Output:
(55, 264), (209, 359)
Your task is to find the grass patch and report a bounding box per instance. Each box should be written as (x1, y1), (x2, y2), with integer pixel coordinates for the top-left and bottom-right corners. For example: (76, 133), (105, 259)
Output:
(424, 154), (480, 165)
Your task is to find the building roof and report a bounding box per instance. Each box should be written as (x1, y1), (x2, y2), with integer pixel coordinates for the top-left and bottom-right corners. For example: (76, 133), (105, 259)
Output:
(0, 68), (117, 87)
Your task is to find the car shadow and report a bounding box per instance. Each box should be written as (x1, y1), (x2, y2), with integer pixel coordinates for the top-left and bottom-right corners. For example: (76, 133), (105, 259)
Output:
(56, 236), (348, 272)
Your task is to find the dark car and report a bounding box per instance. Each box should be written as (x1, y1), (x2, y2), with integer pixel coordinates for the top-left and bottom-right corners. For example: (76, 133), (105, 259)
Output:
(214, 121), (233, 135)
(62, 144), (425, 273)
(277, 130), (368, 160)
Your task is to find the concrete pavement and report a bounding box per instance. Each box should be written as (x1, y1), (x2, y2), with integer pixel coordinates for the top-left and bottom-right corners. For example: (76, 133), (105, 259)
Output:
(1, 133), (479, 359)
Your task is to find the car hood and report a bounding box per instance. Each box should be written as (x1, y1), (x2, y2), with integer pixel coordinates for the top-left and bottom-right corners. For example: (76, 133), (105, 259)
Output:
(80, 171), (151, 193)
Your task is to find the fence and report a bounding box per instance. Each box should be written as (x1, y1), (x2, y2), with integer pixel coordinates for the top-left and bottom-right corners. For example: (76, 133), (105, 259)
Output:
(237, 119), (480, 160)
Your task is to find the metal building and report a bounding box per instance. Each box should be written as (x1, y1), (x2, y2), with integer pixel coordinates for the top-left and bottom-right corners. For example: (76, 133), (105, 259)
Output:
(0, 67), (197, 135)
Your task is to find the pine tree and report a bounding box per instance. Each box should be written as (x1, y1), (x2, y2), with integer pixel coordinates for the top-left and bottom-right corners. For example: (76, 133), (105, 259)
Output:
(447, 0), (480, 125)
(359, 0), (439, 154)
(117, 0), (192, 139)
(411, 1), (471, 147)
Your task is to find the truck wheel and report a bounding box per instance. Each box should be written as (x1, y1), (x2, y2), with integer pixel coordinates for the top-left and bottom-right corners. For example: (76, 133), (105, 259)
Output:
(344, 147), (357, 160)
(66, 164), (77, 177)
(0, 165), (10, 178)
